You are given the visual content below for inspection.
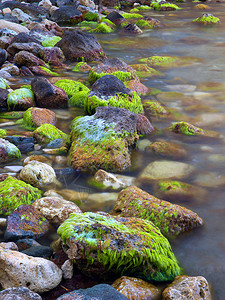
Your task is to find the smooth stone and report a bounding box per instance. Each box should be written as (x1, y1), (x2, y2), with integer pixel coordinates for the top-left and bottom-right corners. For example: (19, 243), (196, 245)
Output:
(0, 286), (42, 300)
(5, 136), (34, 145)
(22, 246), (53, 259)
(3, 165), (23, 172)
(138, 138), (152, 151)
(87, 192), (118, 203)
(61, 259), (73, 280)
(0, 20), (29, 33)
(17, 143), (34, 154)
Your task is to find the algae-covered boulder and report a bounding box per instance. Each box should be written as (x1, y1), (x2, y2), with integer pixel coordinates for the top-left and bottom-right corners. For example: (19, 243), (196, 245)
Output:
(85, 75), (143, 115)
(33, 124), (69, 144)
(57, 211), (181, 282)
(0, 176), (42, 216)
(112, 186), (203, 237)
(193, 13), (220, 25)
(151, 1), (181, 11)
(21, 107), (56, 130)
(0, 138), (21, 163)
(144, 101), (169, 117)
(7, 88), (35, 111)
(69, 106), (139, 173)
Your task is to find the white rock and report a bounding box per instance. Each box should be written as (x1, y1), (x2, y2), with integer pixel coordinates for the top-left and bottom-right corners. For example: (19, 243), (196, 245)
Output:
(61, 259), (73, 280)
(39, 0), (52, 10)
(2, 8), (11, 15)
(0, 20), (29, 33)
(4, 165), (23, 173)
(0, 247), (62, 293)
(0, 242), (18, 251)
(32, 196), (82, 224)
(11, 8), (31, 22)
(79, 0), (96, 9)
(19, 161), (57, 189)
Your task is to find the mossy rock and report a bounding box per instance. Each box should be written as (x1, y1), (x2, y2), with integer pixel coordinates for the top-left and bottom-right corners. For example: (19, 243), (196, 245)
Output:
(144, 101), (168, 117)
(72, 62), (91, 72)
(130, 64), (163, 78)
(0, 176), (42, 216)
(54, 79), (90, 108)
(0, 138), (21, 163)
(146, 140), (187, 159)
(151, 1), (181, 11)
(0, 111), (24, 119)
(89, 22), (115, 33)
(41, 36), (62, 47)
(136, 18), (160, 29)
(84, 11), (99, 21)
(38, 66), (59, 76)
(139, 56), (199, 68)
(0, 129), (7, 138)
(112, 186), (203, 237)
(0, 77), (9, 89)
(78, 20), (98, 30)
(130, 5), (152, 12)
(121, 12), (143, 19)
(7, 88), (35, 111)
(193, 13), (220, 24)
(57, 211), (181, 282)
(33, 124), (69, 144)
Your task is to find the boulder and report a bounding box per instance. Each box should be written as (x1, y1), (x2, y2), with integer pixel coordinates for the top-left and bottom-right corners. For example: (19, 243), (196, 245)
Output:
(10, 32), (40, 45)
(31, 77), (68, 108)
(119, 23), (143, 35)
(112, 186), (203, 237)
(4, 204), (50, 241)
(7, 87), (35, 111)
(69, 106), (139, 173)
(112, 276), (161, 300)
(0, 176), (42, 216)
(0, 247), (62, 293)
(39, 46), (65, 67)
(0, 138), (21, 163)
(19, 160), (57, 189)
(32, 196), (82, 224)
(14, 50), (46, 68)
(162, 275), (212, 300)
(22, 107), (57, 130)
(0, 242), (18, 251)
(57, 212), (181, 281)
(55, 30), (106, 61)
(51, 6), (83, 25)
(0, 286), (42, 300)
(0, 20), (29, 33)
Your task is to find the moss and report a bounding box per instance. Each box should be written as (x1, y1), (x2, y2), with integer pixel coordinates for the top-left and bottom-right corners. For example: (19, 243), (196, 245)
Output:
(136, 19), (154, 29)
(121, 12), (143, 19)
(89, 69), (133, 84)
(0, 77), (9, 89)
(72, 62), (90, 72)
(130, 64), (163, 78)
(85, 92), (143, 115)
(84, 11), (99, 21)
(151, 1), (181, 11)
(21, 108), (34, 130)
(57, 212), (181, 282)
(100, 18), (116, 27)
(159, 181), (183, 192)
(0, 176), (42, 216)
(0, 138), (21, 161)
(69, 91), (88, 108)
(170, 121), (204, 136)
(139, 56), (178, 67)
(78, 20), (98, 29)
(0, 111), (24, 119)
(0, 129), (7, 138)
(39, 66), (59, 76)
(130, 6), (152, 12)
(144, 101), (168, 116)
(193, 13), (220, 24)
(89, 22), (114, 33)
(33, 124), (69, 144)
(7, 88), (34, 110)
(41, 36), (62, 47)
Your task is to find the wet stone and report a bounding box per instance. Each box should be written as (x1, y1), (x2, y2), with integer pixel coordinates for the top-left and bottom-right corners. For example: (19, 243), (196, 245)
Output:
(22, 245), (53, 259)
(16, 238), (41, 251)
(0, 286), (42, 300)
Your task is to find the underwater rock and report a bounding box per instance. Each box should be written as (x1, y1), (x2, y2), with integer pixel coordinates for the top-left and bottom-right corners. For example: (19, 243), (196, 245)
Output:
(4, 204), (50, 241)
(32, 196), (82, 224)
(112, 186), (203, 237)
(0, 247), (62, 293)
(14, 50), (46, 68)
(146, 140), (188, 159)
(86, 75), (143, 114)
(144, 101), (169, 117)
(69, 106), (139, 173)
(0, 287), (42, 300)
(33, 123), (68, 144)
(0, 176), (42, 216)
(112, 276), (161, 300)
(19, 160), (57, 189)
(55, 30), (106, 61)
(21, 107), (57, 130)
(162, 275), (212, 300)
(51, 6), (83, 25)
(57, 211), (181, 281)
(7, 87), (35, 111)
(0, 138), (21, 163)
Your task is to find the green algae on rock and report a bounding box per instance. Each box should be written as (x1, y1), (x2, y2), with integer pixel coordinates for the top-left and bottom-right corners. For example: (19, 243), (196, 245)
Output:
(151, 0), (181, 11)
(0, 176), (42, 216)
(0, 129), (7, 138)
(90, 22), (115, 33)
(0, 138), (21, 163)
(33, 124), (69, 144)
(121, 12), (143, 19)
(193, 13), (220, 25)
(130, 64), (163, 78)
(72, 62), (91, 72)
(38, 66), (59, 76)
(0, 77), (9, 89)
(112, 186), (203, 237)
(41, 36), (62, 47)
(84, 11), (99, 21)
(139, 56), (178, 68)
(57, 211), (181, 282)
(144, 101), (168, 117)
(7, 88), (35, 111)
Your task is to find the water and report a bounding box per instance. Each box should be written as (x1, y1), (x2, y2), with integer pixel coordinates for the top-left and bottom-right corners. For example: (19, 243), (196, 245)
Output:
(1, 2), (225, 298)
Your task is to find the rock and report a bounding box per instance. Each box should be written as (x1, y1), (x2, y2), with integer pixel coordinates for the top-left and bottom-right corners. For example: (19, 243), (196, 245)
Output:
(112, 276), (161, 300)
(16, 239), (41, 251)
(33, 124), (68, 144)
(51, 6), (83, 25)
(3, 165), (23, 173)
(5, 136), (34, 146)
(11, 8), (32, 22)
(0, 49), (7, 67)
(22, 107), (57, 130)
(23, 154), (52, 166)
(0, 88), (9, 111)
(39, 0), (53, 10)
(4, 204), (50, 242)
(7, 42), (43, 56)
(32, 196), (82, 224)
(0, 20), (29, 33)
(144, 101), (169, 117)
(53, 189), (88, 205)
(88, 169), (135, 190)
(112, 186), (203, 237)
(55, 30), (106, 61)
(61, 259), (73, 280)
(0, 242), (18, 251)
(151, 1), (180, 11)
(7, 87), (35, 111)
(119, 23), (143, 35)
(19, 160), (57, 189)
(98, 0), (119, 8)
(22, 245), (53, 259)
(2, 8), (12, 15)
(86, 75), (143, 114)
(0, 175), (42, 216)
(0, 286), (42, 300)
(17, 143), (34, 154)
(138, 160), (195, 182)
(0, 36), (13, 50)
(14, 50), (46, 68)
(39, 46), (65, 67)
(191, 113), (225, 128)
(0, 138), (21, 163)
(136, 114), (154, 135)
(0, 247), (62, 293)
(69, 106), (139, 173)
(162, 275), (212, 300)
(193, 13), (220, 25)
(194, 171), (225, 188)
(57, 212), (181, 281)
(31, 77), (68, 108)
(56, 284), (129, 300)
(146, 140), (188, 159)
(1, 63), (20, 76)
(106, 11), (124, 25)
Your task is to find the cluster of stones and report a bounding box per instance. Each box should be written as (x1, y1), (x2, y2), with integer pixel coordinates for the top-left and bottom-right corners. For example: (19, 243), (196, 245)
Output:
(0, 0), (218, 299)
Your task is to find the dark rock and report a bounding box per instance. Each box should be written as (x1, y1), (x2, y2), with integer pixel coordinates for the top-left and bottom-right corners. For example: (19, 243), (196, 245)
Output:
(0, 138), (21, 163)
(14, 50), (46, 68)
(39, 46), (65, 67)
(56, 0), (77, 7)
(55, 167), (80, 183)
(3, 13), (19, 24)
(106, 11), (124, 25)
(0, 36), (13, 49)
(4, 204), (50, 242)
(16, 238), (41, 251)
(56, 284), (129, 300)
(47, 138), (66, 149)
(55, 30), (106, 62)
(20, 66), (34, 76)
(119, 23), (143, 35)
(5, 136), (34, 145)
(51, 6), (83, 25)
(98, 0), (119, 8)
(136, 114), (154, 135)
(0, 286), (42, 300)
(10, 32), (41, 45)
(22, 245), (53, 259)
(0, 49), (7, 67)
(31, 77), (68, 108)
(0, 87), (9, 112)
(7, 42), (43, 57)
(17, 142), (34, 154)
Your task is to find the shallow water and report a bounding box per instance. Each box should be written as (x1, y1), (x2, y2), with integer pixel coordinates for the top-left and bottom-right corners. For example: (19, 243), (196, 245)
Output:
(1, 1), (225, 299)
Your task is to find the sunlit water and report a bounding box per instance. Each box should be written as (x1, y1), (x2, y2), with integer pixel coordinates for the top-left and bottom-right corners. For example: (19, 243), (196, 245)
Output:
(1, 1), (225, 299)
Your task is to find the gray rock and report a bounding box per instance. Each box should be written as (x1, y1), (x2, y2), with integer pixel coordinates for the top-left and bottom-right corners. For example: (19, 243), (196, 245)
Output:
(0, 286), (42, 300)
(11, 8), (32, 22)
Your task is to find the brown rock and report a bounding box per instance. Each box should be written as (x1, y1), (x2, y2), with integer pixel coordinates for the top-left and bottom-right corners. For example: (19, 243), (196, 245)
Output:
(24, 107), (56, 128)
(39, 46), (65, 67)
(7, 42), (43, 57)
(162, 275), (212, 300)
(14, 50), (46, 68)
(112, 276), (161, 300)
(126, 79), (149, 95)
(146, 140), (188, 159)
(112, 186), (204, 237)
(136, 114), (154, 135)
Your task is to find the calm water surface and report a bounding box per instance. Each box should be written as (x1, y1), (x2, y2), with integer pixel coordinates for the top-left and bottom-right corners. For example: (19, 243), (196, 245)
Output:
(1, 1), (225, 299)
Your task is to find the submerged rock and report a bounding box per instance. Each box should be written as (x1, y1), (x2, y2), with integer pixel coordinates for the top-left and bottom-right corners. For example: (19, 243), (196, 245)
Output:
(0, 176), (42, 216)
(112, 186), (203, 237)
(0, 138), (21, 163)
(57, 211), (181, 282)
(0, 286), (42, 300)
(162, 275), (212, 300)
(146, 140), (188, 159)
